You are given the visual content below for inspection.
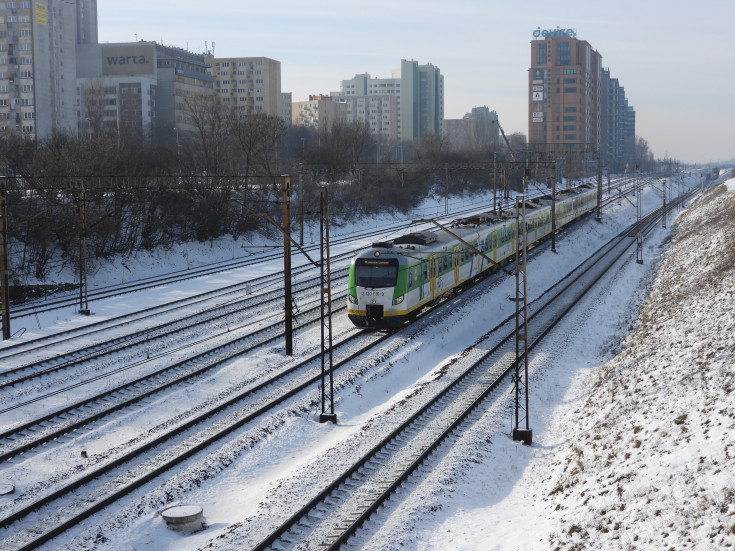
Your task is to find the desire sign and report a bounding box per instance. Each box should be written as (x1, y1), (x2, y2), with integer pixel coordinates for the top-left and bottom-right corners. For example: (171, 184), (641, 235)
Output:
(533, 26), (577, 39)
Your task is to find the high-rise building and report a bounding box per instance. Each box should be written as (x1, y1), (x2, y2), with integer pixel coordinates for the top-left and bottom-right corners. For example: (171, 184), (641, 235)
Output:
(528, 28), (602, 152)
(0, 0), (90, 138)
(601, 68), (635, 171)
(206, 56), (281, 117)
(339, 59), (443, 143)
(76, 0), (97, 45)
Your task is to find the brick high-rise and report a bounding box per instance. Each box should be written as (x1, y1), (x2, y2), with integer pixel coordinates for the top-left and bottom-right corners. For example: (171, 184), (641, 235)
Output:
(528, 29), (602, 152)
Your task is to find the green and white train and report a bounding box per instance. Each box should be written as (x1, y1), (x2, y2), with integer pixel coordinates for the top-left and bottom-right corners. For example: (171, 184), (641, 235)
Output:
(347, 185), (598, 327)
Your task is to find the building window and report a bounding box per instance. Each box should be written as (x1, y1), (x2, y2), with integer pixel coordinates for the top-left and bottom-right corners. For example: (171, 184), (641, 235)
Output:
(536, 43), (547, 65)
(557, 42), (570, 65)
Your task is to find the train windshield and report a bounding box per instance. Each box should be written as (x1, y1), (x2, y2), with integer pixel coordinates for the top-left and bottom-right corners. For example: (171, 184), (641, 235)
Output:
(355, 258), (398, 288)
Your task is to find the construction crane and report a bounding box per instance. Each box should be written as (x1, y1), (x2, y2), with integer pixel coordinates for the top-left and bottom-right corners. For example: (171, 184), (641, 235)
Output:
(494, 119), (517, 162)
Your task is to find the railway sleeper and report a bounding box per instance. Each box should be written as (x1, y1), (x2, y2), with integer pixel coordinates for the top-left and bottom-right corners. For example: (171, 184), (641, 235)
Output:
(305, 510), (326, 521)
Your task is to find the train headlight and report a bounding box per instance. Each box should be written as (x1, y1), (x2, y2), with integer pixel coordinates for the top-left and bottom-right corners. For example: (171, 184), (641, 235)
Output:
(348, 294), (358, 304)
(392, 295), (404, 305)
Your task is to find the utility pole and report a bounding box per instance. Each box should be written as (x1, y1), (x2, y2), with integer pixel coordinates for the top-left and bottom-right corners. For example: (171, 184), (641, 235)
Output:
(636, 165), (643, 264)
(444, 163), (449, 215)
(596, 155), (603, 222)
(282, 176), (293, 356)
(550, 163), (557, 253)
(77, 182), (90, 315)
(493, 153), (498, 213)
(319, 187), (337, 424)
(513, 193), (532, 445)
(0, 186), (10, 340)
(298, 166), (304, 247)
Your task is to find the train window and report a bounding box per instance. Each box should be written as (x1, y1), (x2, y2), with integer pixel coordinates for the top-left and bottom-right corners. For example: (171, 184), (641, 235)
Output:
(355, 258), (399, 288)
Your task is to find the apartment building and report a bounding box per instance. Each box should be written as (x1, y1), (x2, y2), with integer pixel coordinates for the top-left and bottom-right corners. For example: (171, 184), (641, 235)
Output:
(339, 59), (443, 143)
(292, 94), (345, 134)
(601, 67), (635, 171)
(206, 56), (281, 117)
(0, 0), (87, 138)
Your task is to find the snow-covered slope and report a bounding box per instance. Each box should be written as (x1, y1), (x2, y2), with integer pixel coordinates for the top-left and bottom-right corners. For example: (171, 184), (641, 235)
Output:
(363, 176), (735, 550)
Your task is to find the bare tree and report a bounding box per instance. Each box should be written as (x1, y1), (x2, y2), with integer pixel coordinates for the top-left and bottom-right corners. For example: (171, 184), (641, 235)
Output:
(79, 78), (108, 139)
(414, 132), (450, 164)
(181, 93), (234, 177)
(231, 112), (287, 179)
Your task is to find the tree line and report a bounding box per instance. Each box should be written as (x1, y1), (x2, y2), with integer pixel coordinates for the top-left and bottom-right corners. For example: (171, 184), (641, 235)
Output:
(0, 99), (660, 288)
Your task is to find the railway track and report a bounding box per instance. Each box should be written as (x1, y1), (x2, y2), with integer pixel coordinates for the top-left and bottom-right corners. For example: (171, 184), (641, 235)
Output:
(6, 179), (630, 325)
(0, 266), (350, 387)
(246, 194), (688, 550)
(6, 195), (517, 322)
(0, 178), (677, 550)
(0, 249), (354, 361)
(0, 288), (353, 463)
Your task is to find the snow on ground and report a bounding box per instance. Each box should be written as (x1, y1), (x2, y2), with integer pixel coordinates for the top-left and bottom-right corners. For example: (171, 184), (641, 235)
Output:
(3, 172), (733, 551)
(354, 175), (735, 550)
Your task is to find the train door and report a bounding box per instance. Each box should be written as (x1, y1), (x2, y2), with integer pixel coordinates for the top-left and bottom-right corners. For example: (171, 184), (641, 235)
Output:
(453, 245), (460, 284)
(420, 259), (429, 301)
(430, 255), (437, 298)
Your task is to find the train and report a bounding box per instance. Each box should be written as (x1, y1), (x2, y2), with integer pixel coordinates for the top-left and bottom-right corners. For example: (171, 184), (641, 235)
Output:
(347, 185), (598, 328)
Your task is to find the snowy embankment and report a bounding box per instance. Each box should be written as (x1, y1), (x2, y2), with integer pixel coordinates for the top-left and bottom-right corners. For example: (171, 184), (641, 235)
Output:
(6, 174), (731, 551)
(363, 177), (734, 551)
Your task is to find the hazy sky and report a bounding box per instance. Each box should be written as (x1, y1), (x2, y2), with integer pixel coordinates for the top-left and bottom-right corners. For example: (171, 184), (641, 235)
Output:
(97, 0), (734, 164)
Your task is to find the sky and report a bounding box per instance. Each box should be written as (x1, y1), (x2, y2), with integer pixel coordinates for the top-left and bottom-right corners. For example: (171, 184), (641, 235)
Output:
(96, 0), (735, 164)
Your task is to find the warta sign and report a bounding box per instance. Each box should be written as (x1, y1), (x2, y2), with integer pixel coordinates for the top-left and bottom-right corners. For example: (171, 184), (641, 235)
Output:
(533, 27), (577, 39)
(101, 44), (155, 76)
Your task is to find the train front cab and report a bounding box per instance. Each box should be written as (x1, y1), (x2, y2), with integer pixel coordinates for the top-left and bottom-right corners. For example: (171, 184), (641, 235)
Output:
(348, 256), (403, 327)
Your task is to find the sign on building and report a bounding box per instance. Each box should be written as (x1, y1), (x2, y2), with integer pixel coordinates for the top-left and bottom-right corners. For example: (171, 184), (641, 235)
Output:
(101, 44), (155, 76)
